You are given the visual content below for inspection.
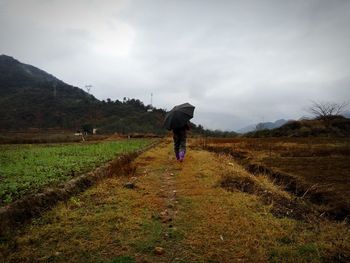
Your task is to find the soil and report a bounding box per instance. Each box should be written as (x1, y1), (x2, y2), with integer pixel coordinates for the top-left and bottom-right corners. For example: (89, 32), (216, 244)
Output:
(204, 144), (350, 221)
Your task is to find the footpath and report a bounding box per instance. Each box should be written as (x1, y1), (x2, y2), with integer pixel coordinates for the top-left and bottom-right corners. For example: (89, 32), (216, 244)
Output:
(2, 141), (347, 263)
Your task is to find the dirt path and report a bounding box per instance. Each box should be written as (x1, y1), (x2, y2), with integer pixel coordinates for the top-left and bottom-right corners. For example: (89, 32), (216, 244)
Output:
(2, 141), (349, 262)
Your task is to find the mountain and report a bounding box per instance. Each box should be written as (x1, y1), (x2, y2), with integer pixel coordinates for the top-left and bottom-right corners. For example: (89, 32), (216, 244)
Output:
(0, 55), (166, 134)
(236, 124), (257, 134)
(237, 119), (289, 134)
(245, 116), (350, 137)
(256, 119), (289, 131)
(1, 55), (61, 87)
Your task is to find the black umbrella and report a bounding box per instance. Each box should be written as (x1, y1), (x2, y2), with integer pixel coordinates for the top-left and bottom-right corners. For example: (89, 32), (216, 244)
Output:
(164, 103), (195, 130)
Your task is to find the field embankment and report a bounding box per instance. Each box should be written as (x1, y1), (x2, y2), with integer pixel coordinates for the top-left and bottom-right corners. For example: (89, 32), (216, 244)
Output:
(0, 130), (109, 144)
(0, 138), (158, 238)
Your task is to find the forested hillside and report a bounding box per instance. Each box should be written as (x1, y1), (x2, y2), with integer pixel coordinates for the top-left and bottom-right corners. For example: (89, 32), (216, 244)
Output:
(245, 116), (350, 137)
(0, 55), (166, 134)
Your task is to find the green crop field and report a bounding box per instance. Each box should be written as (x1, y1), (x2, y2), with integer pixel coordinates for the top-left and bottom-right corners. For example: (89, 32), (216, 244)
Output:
(0, 139), (152, 205)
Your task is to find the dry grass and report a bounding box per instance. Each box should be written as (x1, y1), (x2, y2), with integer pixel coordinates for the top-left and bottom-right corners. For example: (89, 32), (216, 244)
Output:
(173, 149), (349, 262)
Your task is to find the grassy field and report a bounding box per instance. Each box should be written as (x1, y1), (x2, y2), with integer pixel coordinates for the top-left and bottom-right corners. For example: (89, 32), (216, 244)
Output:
(0, 139), (151, 205)
(194, 137), (350, 219)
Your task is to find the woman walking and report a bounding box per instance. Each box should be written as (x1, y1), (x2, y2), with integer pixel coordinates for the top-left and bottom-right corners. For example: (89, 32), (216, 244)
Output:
(164, 103), (195, 162)
(173, 122), (190, 161)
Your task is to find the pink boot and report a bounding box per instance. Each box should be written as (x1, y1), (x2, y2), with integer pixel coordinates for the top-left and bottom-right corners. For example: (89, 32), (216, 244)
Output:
(179, 150), (185, 162)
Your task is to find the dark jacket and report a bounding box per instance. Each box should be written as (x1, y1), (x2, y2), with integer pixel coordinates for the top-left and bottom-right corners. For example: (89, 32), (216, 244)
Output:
(173, 123), (190, 137)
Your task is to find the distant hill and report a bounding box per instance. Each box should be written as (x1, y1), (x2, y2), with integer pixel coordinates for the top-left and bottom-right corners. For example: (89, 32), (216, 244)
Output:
(237, 119), (289, 134)
(256, 119), (289, 131)
(0, 55), (167, 134)
(236, 124), (257, 134)
(245, 116), (350, 137)
(343, 111), (350, 119)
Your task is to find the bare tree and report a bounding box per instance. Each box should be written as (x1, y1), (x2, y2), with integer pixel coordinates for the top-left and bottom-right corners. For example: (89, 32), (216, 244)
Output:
(308, 101), (348, 120)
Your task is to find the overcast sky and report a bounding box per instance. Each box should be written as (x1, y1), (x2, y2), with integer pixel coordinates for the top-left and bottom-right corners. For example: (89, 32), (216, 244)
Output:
(1, 0), (349, 130)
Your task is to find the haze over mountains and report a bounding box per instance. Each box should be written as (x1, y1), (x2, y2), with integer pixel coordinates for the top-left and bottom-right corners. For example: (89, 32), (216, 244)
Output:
(237, 119), (290, 134)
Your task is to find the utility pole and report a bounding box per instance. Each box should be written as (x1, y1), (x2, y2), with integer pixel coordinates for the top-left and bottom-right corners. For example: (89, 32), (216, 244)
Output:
(85, 84), (93, 94)
(147, 93), (154, 112)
